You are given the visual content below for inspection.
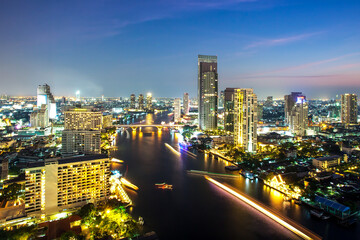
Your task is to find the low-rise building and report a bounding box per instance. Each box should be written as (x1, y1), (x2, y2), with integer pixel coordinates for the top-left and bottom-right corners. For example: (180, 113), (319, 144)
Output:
(312, 155), (341, 169)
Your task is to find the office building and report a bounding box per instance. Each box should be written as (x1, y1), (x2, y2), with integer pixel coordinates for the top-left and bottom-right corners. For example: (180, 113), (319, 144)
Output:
(130, 94), (136, 109)
(146, 93), (152, 111)
(341, 94), (358, 124)
(24, 155), (110, 216)
(30, 105), (49, 128)
(62, 108), (102, 155)
(138, 94), (145, 110)
(198, 55), (218, 130)
(75, 90), (81, 102)
(183, 93), (190, 115)
(37, 84), (57, 120)
(285, 92), (308, 136)
(234, 89), (257, 152)
(312, 155), (341, 170)
(224, 88), (236, 132)
(265, 96), (273, 107)
(219, 91), (225, 109)
(173, 98), (181, 122)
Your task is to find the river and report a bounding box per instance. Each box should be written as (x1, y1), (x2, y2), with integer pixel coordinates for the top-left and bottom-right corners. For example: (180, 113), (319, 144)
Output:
(111, 112), (358, 240)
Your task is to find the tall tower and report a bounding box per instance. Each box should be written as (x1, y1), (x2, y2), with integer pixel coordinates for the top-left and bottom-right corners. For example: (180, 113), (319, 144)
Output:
(198, 55), (218, 130)
(130, 94), (136, 109)
(138, 94), (145, 110)
(183, 93), (190, 115)
(37, 84), (56, 119)
(234, 89), (257, 152)
(224, 88), (236, 132)
(174, 98), (181, 122)
(341, 93), (358, 124)
(146, 93), (152, 111)
(284, 92), (308, 136)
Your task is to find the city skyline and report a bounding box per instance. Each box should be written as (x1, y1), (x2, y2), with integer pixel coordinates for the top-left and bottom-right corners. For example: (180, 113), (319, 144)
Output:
(1, 1), (360, 99)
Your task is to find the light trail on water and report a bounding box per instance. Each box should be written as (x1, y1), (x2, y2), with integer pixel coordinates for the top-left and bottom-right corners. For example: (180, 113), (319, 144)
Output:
(205, 176), (321, 240)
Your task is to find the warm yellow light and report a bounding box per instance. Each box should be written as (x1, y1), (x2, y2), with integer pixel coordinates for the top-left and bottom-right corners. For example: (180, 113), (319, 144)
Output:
(205, 176), (319, 240)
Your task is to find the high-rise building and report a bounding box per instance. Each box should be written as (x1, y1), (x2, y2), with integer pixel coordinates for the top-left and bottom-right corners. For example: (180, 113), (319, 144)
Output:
(138, 94), (145, 110)
(36, 84), (56, 120)
(198, 55), (218, 130)
(24, 155), (110, 216)
(284, 92), (308, 136)
(75, 90), (81, 102)
(146, 93), (152, 111)
(224, 88), (236, 132)
(62, 108), (102, 155)
(183, 93), (190, 115)
(265, 96), (273, 107)
(234, 89), (257, 152)
(173, 98), (181, 122)
(341, 93), (358, 124)
(219, 90), (225, 109)
(130, 94), (136, 109)
(30, 105), (49, 128)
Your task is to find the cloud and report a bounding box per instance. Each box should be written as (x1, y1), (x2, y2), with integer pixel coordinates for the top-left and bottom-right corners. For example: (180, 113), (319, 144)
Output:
(244, 32), (323, 49)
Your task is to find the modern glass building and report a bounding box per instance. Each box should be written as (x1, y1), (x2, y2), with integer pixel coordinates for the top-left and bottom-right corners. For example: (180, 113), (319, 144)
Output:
(198, 55), (218, 130)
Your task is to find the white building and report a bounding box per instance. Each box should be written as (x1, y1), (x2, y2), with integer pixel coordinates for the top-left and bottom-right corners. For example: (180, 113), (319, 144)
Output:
(174, 98), (181, 122)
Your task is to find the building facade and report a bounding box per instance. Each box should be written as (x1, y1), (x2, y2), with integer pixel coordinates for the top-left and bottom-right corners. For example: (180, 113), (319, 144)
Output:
(30, 105), (49, 128)
(173, 98), (181, 122)
(130, 94), (136, 109)
(198, 55), (218, 130)
(234, 89), (257, 152)
(284, 92), (308, 136)
(138, 94), (144, 110)
(146, 93), (152, 111)
(183, 93), (190, 115)
(24, 155), (110, 216)
(341, 93), (358, 124)
(224, 88), (236, 132)
(62, 108), (102, 155)
(37, 84), (57, 120)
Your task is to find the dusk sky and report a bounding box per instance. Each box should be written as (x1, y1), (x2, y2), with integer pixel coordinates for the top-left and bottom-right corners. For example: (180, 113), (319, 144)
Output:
(1, 0), (360, 99)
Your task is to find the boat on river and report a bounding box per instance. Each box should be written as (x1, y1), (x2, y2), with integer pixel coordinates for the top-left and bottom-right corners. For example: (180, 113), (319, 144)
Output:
(155, 183), (173, 190)
(225, 165), (240, 171)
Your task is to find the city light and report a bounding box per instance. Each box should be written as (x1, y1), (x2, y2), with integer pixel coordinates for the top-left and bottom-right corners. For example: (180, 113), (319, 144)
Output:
(205, 176), (320, 240)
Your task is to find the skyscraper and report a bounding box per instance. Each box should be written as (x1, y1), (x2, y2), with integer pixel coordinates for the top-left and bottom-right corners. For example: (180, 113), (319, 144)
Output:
(341, 93), (358, 124)
(284, 92), (308, 136)
(61, 107), (102, 155)
(37, 84), (56, 120)
(234, 89), (257, 152)
(174, 98), (181, 122)
(138, 94), (145, 110)
(146, 93), (152, 111)
(183, 93), (190, 115)
(130, 94), (136, 109)
(224, 88), (236, 132)
(198, 55), (218, 130)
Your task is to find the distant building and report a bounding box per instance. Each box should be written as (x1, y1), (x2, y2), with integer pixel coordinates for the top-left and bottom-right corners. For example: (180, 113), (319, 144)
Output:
(146, 93), (152, 111)
(224, 88), (236, 132)
(284, 92), (308, 136)
(0, 159), (9, 180)
(138, 94), (145, 110)
(312, 155), (341, 169)
(130, 94), (136, 109)
(24, 155), (110, 216)
(173, 98), (181, 122)
(265, 96), (273, 107)
(258, 104), (263, 121)
(341, 93), (358, 124)
(37, 84), (56, 120)
(30, 105), (49, 128)
(183, 93), (190, 115)
(198, 55), (218, 130)
(102, 115), (113, 128)
(62, 108), (102, 155)
(219, 90), (225, 109)
(234, 89), (257, 152)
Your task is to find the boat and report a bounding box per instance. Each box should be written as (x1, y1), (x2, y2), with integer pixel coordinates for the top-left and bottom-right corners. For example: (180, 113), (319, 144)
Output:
(310, 209), (325, 219)
(283, 196), (291, 201)
(225, 165), (240, 171)
(241, 171), (254, 180)
(155, 183), (173, 190)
